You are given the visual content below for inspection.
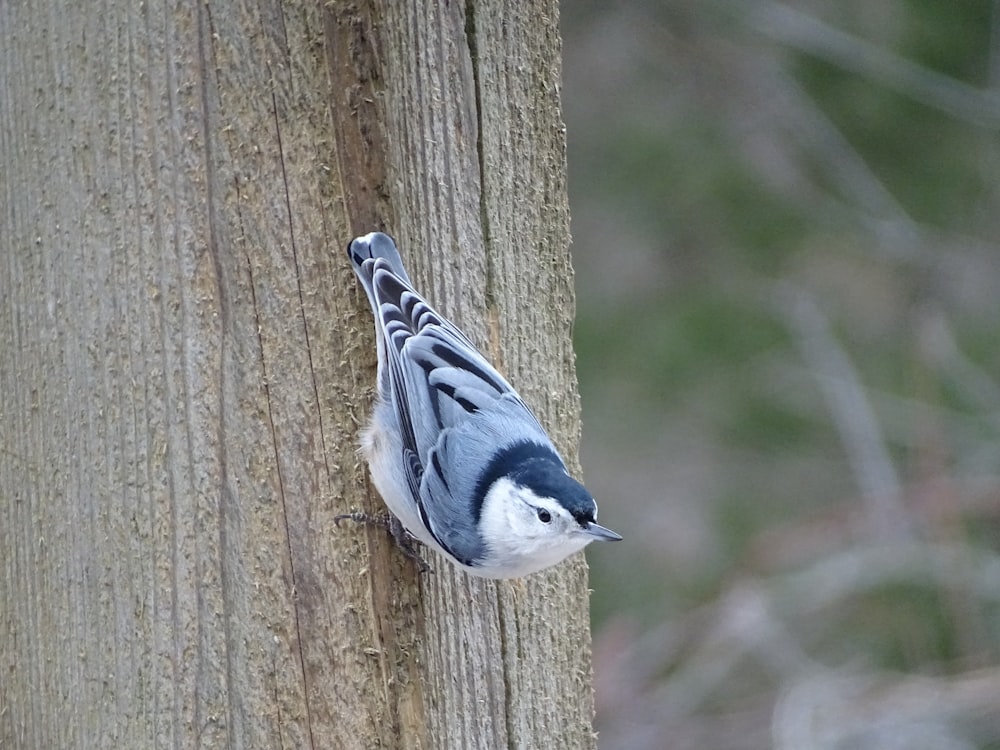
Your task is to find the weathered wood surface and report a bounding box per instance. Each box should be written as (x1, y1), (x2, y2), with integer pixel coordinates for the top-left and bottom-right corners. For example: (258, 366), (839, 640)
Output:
(0, 1), (596, 747)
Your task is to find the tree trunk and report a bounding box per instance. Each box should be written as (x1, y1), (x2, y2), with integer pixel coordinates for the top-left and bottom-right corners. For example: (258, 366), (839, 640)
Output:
(0, 1), (597, 748)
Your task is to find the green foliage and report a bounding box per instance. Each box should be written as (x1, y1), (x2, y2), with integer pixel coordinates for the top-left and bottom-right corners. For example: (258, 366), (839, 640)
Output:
(576, 290), (789, 397)
(565, 1), (1000, 746)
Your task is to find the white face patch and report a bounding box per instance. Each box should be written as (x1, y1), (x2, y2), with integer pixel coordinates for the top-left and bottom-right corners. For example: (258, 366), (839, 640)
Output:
(476, 477), (596, 577)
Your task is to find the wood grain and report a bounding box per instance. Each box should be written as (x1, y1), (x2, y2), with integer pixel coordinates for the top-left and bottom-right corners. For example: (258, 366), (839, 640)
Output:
(0, 1), (597, 747)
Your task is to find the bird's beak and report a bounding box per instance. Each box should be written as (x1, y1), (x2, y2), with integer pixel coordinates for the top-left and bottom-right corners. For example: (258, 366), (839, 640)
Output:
(583, 522), (622, 542)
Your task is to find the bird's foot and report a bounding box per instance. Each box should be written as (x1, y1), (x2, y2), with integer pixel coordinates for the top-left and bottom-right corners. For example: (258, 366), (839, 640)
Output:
(335, 511), (432, 574)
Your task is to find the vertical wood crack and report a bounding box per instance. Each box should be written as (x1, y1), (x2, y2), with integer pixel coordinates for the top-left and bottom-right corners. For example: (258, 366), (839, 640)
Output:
(463, 0), (495, 308)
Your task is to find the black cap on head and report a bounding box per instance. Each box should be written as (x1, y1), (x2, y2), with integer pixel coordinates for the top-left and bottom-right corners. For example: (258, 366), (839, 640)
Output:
(474, 440), (596, 524)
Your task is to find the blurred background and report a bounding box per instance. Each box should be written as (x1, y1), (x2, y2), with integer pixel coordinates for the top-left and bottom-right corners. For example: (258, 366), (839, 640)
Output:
(560, 1), (1000, 748)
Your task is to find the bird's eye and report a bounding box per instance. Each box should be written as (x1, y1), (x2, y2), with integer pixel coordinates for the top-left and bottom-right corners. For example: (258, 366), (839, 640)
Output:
(536, 509), (552, 523)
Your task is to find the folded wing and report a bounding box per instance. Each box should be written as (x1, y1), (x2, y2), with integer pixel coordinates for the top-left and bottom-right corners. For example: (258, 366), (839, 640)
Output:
(369, 260), (551, 563)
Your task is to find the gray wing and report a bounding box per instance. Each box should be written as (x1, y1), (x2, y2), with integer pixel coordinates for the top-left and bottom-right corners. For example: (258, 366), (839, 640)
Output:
(370, 261), (551, 564)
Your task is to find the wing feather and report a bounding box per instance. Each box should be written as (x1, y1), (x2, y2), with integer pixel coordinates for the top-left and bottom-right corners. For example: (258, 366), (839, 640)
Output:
(369, 260), (553, 563)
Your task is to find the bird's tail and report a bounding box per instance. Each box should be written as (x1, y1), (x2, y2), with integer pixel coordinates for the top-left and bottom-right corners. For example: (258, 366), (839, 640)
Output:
(347, 232), (417, 396)
(347, 232), (412, 305)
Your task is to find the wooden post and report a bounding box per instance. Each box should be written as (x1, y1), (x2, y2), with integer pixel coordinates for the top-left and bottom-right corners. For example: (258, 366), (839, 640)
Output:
(0, 1), (597, 746)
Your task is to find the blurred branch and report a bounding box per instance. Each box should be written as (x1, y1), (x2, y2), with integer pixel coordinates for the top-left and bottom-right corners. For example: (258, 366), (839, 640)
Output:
(597, 540), (1000, 747)
(774, 541), (1000, 614)
(646, 583), (815, 720)
(768, 69), (930, 264)
(919, 308), (1000, 423)
(779, 286), (911, 541)
(774, 667), (1000, 749)
(748, 1), (1000, 127)
(607, 541), (1000, 703)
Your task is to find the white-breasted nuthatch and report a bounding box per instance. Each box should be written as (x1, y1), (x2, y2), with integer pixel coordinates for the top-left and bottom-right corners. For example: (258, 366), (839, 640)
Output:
(339, 232), (621, 578)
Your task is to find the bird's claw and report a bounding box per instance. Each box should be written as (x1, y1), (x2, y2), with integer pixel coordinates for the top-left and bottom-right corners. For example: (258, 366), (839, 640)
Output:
(335, 510), (433, 574)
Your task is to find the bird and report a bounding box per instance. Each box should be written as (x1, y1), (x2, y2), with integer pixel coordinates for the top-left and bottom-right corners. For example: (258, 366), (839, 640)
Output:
(338, 232), (621, 578)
